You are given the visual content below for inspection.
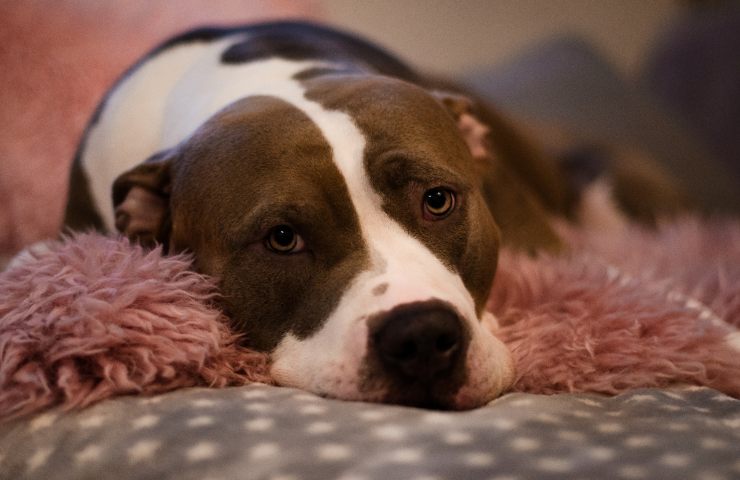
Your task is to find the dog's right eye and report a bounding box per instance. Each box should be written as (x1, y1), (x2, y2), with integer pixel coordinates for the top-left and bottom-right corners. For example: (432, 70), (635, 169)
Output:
(265, 225), (305, 254)
(422, 187), (456, 220)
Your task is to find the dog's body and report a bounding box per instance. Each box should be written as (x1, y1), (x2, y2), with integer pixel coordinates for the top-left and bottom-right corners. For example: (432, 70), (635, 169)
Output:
(64, 22), (679, 409)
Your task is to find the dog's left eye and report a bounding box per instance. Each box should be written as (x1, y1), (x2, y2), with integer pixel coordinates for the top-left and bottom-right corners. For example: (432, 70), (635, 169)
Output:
(422, 188), (456, 219)
(265, 225), (305, 254)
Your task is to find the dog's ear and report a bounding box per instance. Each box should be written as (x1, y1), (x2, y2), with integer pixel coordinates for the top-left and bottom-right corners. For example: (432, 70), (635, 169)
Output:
(112, 149), (175, 249)
(433, 90), (567, 252)
(433, 91), (491, 161)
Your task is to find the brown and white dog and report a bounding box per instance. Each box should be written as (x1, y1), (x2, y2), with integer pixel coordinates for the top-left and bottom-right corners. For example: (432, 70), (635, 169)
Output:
(63, 22), (679, 409)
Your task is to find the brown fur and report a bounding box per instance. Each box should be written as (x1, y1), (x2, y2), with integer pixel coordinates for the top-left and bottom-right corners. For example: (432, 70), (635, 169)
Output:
(518, 118), (691, 225)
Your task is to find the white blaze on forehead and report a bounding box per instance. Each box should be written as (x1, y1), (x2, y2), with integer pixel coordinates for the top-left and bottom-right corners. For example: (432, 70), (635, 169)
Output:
(302, 108), (479, 319)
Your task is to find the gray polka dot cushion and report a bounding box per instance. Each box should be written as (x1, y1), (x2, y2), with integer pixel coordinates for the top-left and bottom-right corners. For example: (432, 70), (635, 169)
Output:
(1, 385), (739, 479)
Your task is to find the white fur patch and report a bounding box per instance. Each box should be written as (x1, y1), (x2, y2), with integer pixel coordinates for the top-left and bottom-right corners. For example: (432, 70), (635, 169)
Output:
(578, 179), (628, 233)
(84, 40), (217, 231)
(5, 241), (51, 271)
(82, 35), (331, 230)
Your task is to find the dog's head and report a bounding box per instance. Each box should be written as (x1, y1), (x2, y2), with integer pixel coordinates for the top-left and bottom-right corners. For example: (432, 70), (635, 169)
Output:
(112, 73), (514, 409)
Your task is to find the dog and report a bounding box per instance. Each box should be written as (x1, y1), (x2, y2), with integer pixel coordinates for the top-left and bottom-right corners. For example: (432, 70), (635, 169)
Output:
(63, 21), (683, 409)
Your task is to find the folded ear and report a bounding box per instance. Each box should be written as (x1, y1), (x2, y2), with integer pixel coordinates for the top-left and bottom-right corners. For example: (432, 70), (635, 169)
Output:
(112, 149), (175, 248)
(432, 91), (491, 160)
(433, 90), (566, 252)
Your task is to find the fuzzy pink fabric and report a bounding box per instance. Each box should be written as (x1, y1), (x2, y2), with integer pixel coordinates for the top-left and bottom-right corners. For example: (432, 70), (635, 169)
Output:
(0, 234), (271, 420)
(1, 219), (739, 420)
(0, 1), (320, 256)
(490, 218), (740, 396)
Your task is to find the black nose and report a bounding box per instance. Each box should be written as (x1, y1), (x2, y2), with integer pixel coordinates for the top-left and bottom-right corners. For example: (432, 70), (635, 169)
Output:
(371, 302), (467, 382)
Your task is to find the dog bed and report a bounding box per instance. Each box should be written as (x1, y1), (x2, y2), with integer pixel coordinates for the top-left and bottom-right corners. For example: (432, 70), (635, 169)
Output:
(1, 218), (740, 479)
(2, 384), (739, 480)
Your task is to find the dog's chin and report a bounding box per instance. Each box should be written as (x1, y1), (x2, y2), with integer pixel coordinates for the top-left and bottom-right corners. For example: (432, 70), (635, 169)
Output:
(269, 316), (514, 410)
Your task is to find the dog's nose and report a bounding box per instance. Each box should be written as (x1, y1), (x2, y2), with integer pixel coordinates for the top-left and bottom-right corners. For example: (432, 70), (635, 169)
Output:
(371, 302), (467, 382)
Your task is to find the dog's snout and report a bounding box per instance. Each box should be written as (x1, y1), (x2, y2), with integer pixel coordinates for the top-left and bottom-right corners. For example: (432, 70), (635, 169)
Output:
(372, 302), (467, 382)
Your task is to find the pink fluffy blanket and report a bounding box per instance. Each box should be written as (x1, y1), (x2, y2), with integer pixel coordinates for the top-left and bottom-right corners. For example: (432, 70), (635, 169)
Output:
(1, 219), (739, 420)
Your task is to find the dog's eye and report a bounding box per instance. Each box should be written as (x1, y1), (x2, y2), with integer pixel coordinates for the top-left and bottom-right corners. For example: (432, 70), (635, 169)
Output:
(422, 188), (456, 219)
(265, 225), (305, 253)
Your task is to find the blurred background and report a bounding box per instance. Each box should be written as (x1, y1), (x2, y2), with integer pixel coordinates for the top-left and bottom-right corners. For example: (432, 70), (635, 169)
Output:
(1, 0), (738, 257)
(323, 0), (678, 77)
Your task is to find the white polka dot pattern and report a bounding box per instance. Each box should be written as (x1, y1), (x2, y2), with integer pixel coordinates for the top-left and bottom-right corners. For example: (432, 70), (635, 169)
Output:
(186, 441), (218, 462)
(0, 386), (737, 479)
(127, 439), (160, 464)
